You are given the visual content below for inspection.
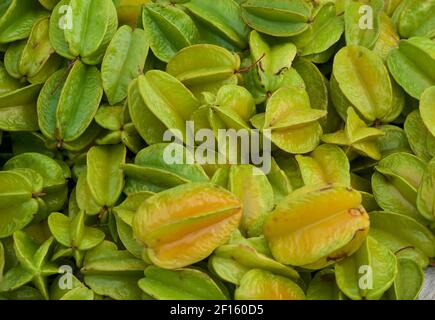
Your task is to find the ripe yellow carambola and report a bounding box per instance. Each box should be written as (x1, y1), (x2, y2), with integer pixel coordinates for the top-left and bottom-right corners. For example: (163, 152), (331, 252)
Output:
(263, 185), (370, 269)
(132, 182), (242, 269)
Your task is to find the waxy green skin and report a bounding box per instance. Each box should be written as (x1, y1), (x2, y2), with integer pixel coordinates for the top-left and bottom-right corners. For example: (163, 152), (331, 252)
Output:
(0, 0), (49, 44)
(142, 3), (199, 63)
(372, 152), (429, 224)
(5, 17), (62, 84)
(49, 0), (118, 65)
(184, 0), (249, 49)
(102, 25), (149, 105)
(335, 236), (397, 300)
(1, 0), (435, 301)
(37, 61), (103, 145)
(369, 211), (435, 268)
(0, 232), (58, 300)
(138, 266), (228, 300)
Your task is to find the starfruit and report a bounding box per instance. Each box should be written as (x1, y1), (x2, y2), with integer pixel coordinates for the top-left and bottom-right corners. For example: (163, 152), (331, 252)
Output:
(387, 37), (435, 99)
(307, 268), (347, 300)
(48, 210), (105, 266)
(75, 151), (121, 220)
(250, 87), (326, 154)
(95, 104), (144, 153)
(335, 236), (397, 300)
(132, 182), (242, 269)
(375, 125), (412, 156)
(101, 25), (149, 105)
(240, 0), (311, 37)
(75, 172), (102, 216)
(234, 269), (305, 300)
(344, 0), (383, 49)
(183, 0), (249, 50)
(263, 185), (370, 269)
(0, 83), (41, 132)
(209, 240), (299, 286)
(417, 158), (435, 222)
(246, 30), (298, 100)
(4, 152), (68, 217)
(384, 258), (424, 300)
(142, 3), (199, 63)
(322, 107), (385, 160)
(189, 88), (253, 152)
(419, 86), (435, 137)
(138, 265), (228, 300)
(0, 0), (48, 44)
(4, 17), (62, 84)
(371, 12), (400, 61)
(37, 61), (103, 147)
(128, 70), (200, 144)
(332, 45), (404, 122)
(296, 144), (351, 187)
(80, 241), (147, 300)
(86, 144), (126, 209)
(50, 274), (94, 300)
(292, 57), (340, 133)
(113, 192), (154, 258)
(266, 157), (293, 204)
(0, 171), (39, 238)
(49, 0), (118, 65)
(369, 211), (435, 268)
(227, 165), (274, 237)
(166, 44), (240, 97)
(392, 0), (435, 39)
(404, 110), (435, 162)
(371, 152), (427, 223)
(0, 61), (23, 95)
(0, 232), (58, 300)
(291, 2), (344, 56)
(214, 84), (256, 122)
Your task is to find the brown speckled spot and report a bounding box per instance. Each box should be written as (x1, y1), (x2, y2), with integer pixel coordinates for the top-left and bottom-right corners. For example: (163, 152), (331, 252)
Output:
(348, 207), (363, 216)
(318, 183), (333, 192)
(327, 253), (347, 262)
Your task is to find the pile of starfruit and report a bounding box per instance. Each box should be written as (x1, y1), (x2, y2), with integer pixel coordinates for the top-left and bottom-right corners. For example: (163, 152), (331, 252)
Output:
(0, 0), (434, 301)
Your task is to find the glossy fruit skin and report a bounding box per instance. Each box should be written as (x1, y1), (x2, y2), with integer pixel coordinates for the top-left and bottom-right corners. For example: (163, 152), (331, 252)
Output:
(132, 182), (242, 269)
(235, 269), (306, 300)
(263, 185), (370, 269)
(0, 0), (434, 301)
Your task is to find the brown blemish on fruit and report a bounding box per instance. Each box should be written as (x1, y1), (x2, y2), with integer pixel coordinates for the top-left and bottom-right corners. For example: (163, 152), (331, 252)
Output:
(318, 183), (333, 192)
(348, 207), (363, 216)
(32, 191), (46, 198)
(327, 252), (347, 262)
(394, 246), (415, 255)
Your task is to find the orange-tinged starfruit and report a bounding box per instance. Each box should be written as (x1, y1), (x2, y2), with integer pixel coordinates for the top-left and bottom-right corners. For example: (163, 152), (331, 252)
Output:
(263, 185), (370, 269)
(132, 182), (242, 269)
